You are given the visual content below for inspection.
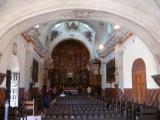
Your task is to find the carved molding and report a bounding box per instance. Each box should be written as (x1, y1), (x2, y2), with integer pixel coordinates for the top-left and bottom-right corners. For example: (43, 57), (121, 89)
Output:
(98, 28), (132, 58)
(21, 28), (47, 58)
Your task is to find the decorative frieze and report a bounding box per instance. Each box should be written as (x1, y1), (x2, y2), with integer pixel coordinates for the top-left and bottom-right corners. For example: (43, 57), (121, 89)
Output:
(21, 27), (47, 58)
(98, 28), (132, 58)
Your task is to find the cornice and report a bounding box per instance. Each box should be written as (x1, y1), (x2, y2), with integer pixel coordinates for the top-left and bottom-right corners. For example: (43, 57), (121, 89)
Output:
(21, 32), (47, 58)
(98, 29), (132, 58)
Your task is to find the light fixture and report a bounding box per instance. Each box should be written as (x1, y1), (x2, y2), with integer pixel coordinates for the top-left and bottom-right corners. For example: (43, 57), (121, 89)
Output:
(99, 44), (104, 50)
(34, 24), (39, 28)
(113, 24), (120, 29)
(54, 23), (61, 28)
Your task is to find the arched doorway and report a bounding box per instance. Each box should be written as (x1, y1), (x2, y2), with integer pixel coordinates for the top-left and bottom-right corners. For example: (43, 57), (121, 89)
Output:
(132, 58), (147, 103)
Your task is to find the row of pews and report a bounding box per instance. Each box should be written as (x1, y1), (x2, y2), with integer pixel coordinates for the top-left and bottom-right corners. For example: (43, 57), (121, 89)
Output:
(42, 95), (124, 120)
(98, 88), (160, 120)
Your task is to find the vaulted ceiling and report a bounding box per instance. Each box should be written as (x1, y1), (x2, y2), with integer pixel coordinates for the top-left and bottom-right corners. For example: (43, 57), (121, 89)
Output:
(0, 0), (160, 58)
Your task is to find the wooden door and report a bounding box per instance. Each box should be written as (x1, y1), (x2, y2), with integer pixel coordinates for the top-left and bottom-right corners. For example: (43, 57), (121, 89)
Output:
(132, 58), (147, 103)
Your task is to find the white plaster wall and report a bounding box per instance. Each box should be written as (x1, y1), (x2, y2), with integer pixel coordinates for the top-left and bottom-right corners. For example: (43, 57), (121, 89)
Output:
(0, 35), (27, 88)
(123, 35), (159, 89)
(102, 35), (159, 89)
(0, 34), (44, 90)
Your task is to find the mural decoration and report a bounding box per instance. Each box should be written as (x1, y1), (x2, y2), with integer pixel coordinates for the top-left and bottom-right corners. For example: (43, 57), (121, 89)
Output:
(50, 30), (59, 41)
(84, 31), (92, 41)
(66, 21), (79, 30)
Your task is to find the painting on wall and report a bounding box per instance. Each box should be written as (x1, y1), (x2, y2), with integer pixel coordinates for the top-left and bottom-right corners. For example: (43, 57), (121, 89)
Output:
(106, 59), (115, 83)
(32, 58), (39, 83)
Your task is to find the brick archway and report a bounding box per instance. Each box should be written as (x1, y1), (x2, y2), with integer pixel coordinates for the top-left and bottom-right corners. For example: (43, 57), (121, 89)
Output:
(132, 58), (147, 103)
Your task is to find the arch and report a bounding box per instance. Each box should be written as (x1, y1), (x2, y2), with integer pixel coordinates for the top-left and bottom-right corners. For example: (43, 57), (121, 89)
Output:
(132, 58), (147, 104)
(49, 32), (97, 59)
(0, 0), (160, 58)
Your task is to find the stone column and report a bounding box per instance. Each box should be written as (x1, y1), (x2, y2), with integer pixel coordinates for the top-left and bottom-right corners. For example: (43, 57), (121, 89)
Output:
(25, 43), (33, 91)
(100, 58), (106, 89)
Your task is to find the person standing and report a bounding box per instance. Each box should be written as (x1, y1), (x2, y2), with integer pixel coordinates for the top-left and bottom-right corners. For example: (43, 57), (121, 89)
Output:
(42, 85), (50, 114)
(87, 86), (92, 95)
